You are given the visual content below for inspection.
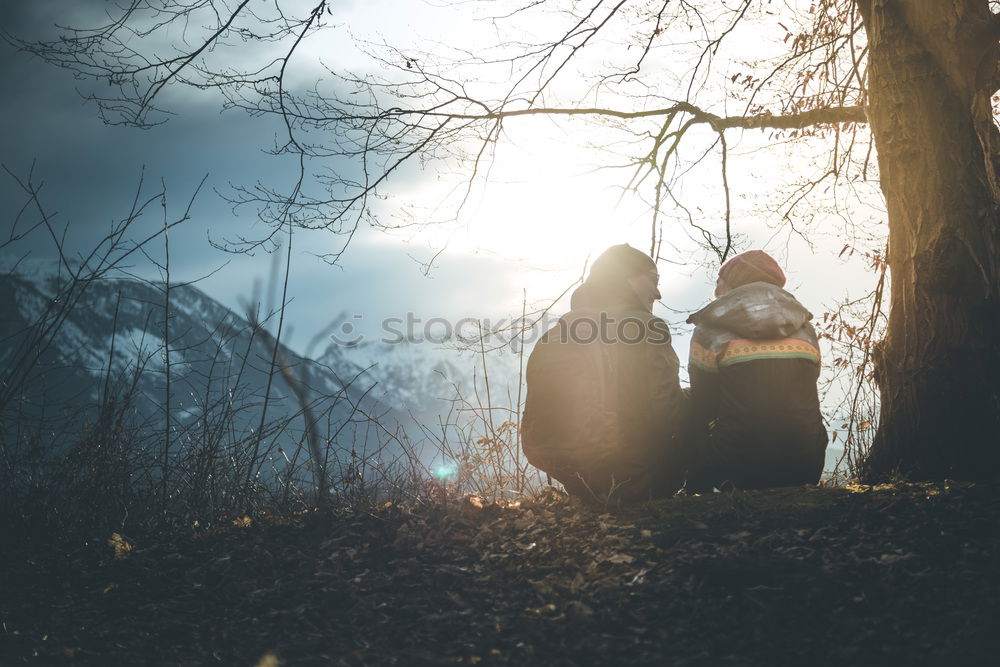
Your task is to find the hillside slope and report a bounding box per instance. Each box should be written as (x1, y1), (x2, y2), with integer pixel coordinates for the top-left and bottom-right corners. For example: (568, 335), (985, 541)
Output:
(2, 482), (996, 665)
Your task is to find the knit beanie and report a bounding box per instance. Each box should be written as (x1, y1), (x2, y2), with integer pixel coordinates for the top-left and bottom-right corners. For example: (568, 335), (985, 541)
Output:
(588, 244), (656, 282)
(717, 250), (786, 290)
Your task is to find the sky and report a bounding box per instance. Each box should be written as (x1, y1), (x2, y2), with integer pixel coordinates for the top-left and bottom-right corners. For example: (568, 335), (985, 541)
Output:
(0, 2), (652, 349)
(1, 0), (886, 411)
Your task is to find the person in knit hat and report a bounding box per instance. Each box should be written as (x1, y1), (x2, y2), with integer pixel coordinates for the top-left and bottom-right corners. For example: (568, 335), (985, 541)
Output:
(576, 243), (662, 312)
(714, 249), (786, 296)
(685, 250), (827, 491)
(521, 245), (688, 502)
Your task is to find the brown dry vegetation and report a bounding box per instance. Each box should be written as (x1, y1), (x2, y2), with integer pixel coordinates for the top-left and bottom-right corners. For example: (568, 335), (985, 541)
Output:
(2, 481), (998, 666)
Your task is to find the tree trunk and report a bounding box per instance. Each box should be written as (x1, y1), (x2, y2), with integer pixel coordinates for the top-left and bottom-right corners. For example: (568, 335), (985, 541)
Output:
(856, 0), (1000, 480)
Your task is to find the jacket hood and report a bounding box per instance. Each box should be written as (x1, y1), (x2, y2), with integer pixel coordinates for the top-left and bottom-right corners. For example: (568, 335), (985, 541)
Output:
(687, 281), (812, 339)
(570, 277), (645, 312)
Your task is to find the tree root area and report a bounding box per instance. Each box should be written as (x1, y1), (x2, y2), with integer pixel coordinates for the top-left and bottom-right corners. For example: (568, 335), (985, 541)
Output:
(3, 482), (998, 665)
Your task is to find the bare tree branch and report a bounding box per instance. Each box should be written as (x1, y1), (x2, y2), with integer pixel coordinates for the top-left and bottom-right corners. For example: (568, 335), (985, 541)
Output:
(368, 102), (868, 129)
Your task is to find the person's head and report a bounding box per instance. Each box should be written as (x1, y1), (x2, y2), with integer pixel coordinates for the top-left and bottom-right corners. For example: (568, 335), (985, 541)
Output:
(714, 249), (786, 297)
(588, 244), (660, 311)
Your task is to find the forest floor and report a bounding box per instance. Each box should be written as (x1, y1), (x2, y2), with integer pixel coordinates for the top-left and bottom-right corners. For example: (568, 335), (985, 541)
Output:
(2, 481), (998, 666)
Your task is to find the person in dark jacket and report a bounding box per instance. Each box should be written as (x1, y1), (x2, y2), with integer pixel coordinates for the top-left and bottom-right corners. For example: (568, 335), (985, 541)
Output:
(686, 250), (827, 491)
(521, 244), (688, 502)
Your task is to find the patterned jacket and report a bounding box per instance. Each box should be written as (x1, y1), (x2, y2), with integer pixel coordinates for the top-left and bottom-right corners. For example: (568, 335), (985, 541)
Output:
(686, 282), (827, 466)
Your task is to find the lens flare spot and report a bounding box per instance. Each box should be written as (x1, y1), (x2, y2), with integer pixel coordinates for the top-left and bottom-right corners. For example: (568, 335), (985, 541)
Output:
(432, 460), (458, 480)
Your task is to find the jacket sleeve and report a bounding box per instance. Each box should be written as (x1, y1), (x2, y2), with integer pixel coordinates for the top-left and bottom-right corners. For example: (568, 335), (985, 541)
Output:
(643, 315), (688, 436)
(687, 337), (720, 445)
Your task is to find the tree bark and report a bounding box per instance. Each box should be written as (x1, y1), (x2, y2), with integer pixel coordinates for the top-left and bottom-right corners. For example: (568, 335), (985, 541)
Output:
(857, 0), (1000, 480)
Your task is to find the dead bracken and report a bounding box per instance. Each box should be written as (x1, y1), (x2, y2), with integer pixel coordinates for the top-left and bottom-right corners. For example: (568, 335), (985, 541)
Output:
(2, 481), (997, 665)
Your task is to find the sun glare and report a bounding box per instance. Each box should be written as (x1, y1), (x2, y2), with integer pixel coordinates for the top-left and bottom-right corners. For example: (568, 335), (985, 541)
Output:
(388, 123), (665, 303)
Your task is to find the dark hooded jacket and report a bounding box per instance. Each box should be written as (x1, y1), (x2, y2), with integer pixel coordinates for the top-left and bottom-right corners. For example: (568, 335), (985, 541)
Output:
(521, 277), (688, 501)
(686, 282), (827, 490)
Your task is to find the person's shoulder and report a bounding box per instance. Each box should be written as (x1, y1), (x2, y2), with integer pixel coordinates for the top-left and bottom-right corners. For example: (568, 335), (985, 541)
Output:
(613, 308), (672, 345)
(604, 305), (664, 323)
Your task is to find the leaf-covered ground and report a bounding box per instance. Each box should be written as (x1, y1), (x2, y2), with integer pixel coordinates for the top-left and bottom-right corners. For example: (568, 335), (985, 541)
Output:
(3, 482), (998, 666)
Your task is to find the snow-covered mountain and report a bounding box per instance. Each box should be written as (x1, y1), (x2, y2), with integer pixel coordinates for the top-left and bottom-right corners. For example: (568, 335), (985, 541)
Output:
(319, 340), (470, 418)
(0, 262), (423, 469)
(0, 257), (541, 492)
